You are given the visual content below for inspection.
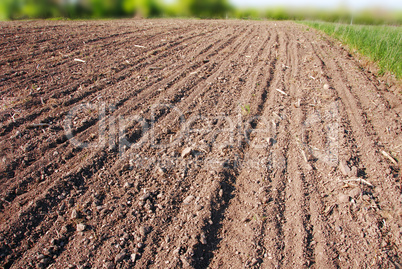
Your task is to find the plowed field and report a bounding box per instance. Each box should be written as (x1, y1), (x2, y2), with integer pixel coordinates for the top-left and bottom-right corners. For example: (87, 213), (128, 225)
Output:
(0, 19), (402, 268)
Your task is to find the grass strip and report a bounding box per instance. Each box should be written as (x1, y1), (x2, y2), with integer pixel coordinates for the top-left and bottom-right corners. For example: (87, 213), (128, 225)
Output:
(302, 21), (402, 79)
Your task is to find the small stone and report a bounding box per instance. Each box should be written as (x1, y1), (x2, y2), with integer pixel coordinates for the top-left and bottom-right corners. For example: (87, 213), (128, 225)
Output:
(43, 248), (51, 256)
(59, 203), (66, 212)
(71, 209), (79, 220)
(339, 160), (351, 176)
(76, 223), (86, 232)
(60, 225), (68, 234)
(173, 247), (181, 256)
(251, 258), (258, 266)
(181, 147), (193, 158)
(183, 195), (195, 204)
(305, 163), (313, 171)
(114, 252), (126, 263)
(139, 226), (151, 236)
(123, 182), (132, 189)
(219, 189), (223, 198)
(156, 166), (165, 176)
(267, 137), (275, 146)
(137, 242), (144, 249)
(140, 192), (151, 201)
(14, 131), (21, 138)
(338, 194), (350, 203)
(349, 188), (361, 198)
(130, 253), (137, 262)
(200, 233), (207, 245)
(323, 84), (330, 90)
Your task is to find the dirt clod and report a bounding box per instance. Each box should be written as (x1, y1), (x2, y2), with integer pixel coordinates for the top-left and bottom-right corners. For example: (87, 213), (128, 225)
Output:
(183, 195), (195, 204)
(339, 160), (351, 176)
(200, 233), (207, 245)
(338, 194), (350, 203)
(114, 252), (126, 263)
(131, 253), (138, 263)
(349, 188), (361, 198)
(140, 192), (151, 201)
(76, 223), (86, 232)
(139, 226), (151, 237)
(181, 147), (193, 158)
(123, 182), (133, 189)
(71, 209), (79, 220)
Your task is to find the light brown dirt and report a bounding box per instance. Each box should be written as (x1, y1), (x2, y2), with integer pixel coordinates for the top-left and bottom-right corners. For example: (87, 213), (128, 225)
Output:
(0, 19), (401, 269)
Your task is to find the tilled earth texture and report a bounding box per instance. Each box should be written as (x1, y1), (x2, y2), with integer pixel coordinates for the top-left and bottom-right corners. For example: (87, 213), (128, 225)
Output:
(0, 19), (402, 269)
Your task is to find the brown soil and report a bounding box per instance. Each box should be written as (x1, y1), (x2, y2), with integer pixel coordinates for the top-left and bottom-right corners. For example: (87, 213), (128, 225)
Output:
(0, 19), (401, 269)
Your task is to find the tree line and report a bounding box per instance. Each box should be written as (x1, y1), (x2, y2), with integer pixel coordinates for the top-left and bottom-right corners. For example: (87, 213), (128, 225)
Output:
(1, 0), (401, 25)
(0, 0), (232, 20)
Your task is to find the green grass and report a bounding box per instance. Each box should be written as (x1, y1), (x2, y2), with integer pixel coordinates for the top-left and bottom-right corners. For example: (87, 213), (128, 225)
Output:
(241, 104), (251, 115)
(302, 22), (402, 79)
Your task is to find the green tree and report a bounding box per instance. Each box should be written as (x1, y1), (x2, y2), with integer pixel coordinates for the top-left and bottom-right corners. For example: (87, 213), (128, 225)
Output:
(121, 0), (163, 17)
(136, 0), (163, 17)
(178, 0), (232, 18)
(0, 0), (61, 19)
(89, 0), (126, 18)
(0, 0), (17, 20)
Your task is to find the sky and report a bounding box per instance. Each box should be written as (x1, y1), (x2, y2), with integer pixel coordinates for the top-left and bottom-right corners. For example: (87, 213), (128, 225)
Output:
(228, 0), (402, 10)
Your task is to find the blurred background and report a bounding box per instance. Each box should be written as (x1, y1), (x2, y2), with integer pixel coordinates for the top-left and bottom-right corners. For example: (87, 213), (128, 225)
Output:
(0, 0), (401, 25)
